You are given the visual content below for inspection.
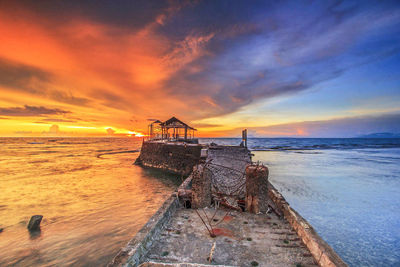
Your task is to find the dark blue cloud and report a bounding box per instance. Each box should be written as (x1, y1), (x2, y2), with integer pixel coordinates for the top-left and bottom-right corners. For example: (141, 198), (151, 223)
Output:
(0, 0), (170, 30)
(161, 0), (400, 117)
(0, 105), (70, 117)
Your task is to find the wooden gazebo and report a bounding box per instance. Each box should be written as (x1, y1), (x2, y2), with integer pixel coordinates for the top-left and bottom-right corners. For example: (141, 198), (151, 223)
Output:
(148, 117), (197, 142)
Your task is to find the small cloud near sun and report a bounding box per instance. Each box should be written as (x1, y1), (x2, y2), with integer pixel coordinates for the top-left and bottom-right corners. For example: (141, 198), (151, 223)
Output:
(49, 124), (59, 134)
(106, 128), (115, 135)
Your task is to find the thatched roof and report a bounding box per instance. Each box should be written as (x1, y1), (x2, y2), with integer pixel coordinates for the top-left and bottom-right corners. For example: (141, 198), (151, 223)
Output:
(160, 117), (196, 130)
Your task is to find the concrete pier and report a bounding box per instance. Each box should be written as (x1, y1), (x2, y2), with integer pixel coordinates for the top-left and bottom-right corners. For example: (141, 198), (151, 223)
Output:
(110, 141), (347, 267)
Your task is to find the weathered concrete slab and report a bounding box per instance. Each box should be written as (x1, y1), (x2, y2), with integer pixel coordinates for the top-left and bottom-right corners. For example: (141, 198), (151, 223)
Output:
(143, 207), (317, 267)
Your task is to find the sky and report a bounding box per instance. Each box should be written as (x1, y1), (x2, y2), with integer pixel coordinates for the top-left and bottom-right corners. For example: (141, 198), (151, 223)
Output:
(0, 0), (399, 137)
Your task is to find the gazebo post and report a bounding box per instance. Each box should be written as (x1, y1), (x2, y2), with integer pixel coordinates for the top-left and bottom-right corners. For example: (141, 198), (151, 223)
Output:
(184, 126), (188, 141)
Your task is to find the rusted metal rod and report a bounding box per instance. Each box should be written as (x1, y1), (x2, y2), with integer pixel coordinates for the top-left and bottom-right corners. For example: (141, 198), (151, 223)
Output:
(194, 209), (215, 237)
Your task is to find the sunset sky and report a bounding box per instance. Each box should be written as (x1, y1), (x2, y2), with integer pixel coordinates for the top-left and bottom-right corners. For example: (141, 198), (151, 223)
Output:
(0, 0), (399, 137)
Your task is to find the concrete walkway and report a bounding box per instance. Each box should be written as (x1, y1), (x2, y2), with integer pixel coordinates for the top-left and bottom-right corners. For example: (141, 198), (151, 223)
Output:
(142, 207), (317, 267)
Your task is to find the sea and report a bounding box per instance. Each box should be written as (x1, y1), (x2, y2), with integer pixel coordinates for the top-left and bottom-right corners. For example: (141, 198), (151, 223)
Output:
(0, 137), (399, 266)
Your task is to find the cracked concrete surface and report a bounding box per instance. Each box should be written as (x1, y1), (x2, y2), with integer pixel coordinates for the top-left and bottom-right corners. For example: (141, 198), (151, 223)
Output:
(142, 207), (317, 267)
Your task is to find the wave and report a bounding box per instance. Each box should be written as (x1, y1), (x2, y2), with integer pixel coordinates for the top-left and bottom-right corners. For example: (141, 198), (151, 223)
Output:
(47, 165), (92, 175)
(250, 143), (400, 151)
(59, 142), (91, 145)
(96, 149), (140, 158)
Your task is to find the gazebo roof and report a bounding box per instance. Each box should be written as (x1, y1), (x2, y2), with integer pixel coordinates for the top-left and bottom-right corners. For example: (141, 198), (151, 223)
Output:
(160, 117), (196, 130)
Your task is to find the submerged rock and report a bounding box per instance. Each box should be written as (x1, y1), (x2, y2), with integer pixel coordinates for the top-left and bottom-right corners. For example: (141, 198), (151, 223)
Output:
(27, 215), (43, 231)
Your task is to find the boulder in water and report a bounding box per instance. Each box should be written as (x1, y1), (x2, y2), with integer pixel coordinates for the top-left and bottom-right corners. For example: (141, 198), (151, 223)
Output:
(27, 215), (43, 231)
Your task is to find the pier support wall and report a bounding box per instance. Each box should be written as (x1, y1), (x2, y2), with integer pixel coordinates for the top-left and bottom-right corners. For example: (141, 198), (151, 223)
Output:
(108, 195), (179, 267)
(109, 176), (193, 267)
(135, 141), (203, 176)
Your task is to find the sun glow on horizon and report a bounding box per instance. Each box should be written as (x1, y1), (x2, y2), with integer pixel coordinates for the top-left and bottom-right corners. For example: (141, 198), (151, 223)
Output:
(128, 131), (146, 137)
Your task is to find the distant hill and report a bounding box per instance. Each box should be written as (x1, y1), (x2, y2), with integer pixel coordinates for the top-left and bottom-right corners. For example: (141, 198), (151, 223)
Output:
(357, 132), (400, 138)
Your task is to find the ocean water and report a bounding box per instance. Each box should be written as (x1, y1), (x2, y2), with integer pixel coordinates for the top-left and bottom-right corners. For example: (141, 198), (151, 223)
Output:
(201, 138), (400, 267)
(0, 138), (180, 266)
(1, 137), (399, 266)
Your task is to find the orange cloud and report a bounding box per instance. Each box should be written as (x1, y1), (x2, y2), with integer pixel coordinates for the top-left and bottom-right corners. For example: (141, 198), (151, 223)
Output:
(0, 6), (217, 136)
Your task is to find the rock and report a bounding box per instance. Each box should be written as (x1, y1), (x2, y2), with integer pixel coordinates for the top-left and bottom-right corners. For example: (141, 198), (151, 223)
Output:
(0, 228), (3, 233)
(27, 215), (43, 231)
